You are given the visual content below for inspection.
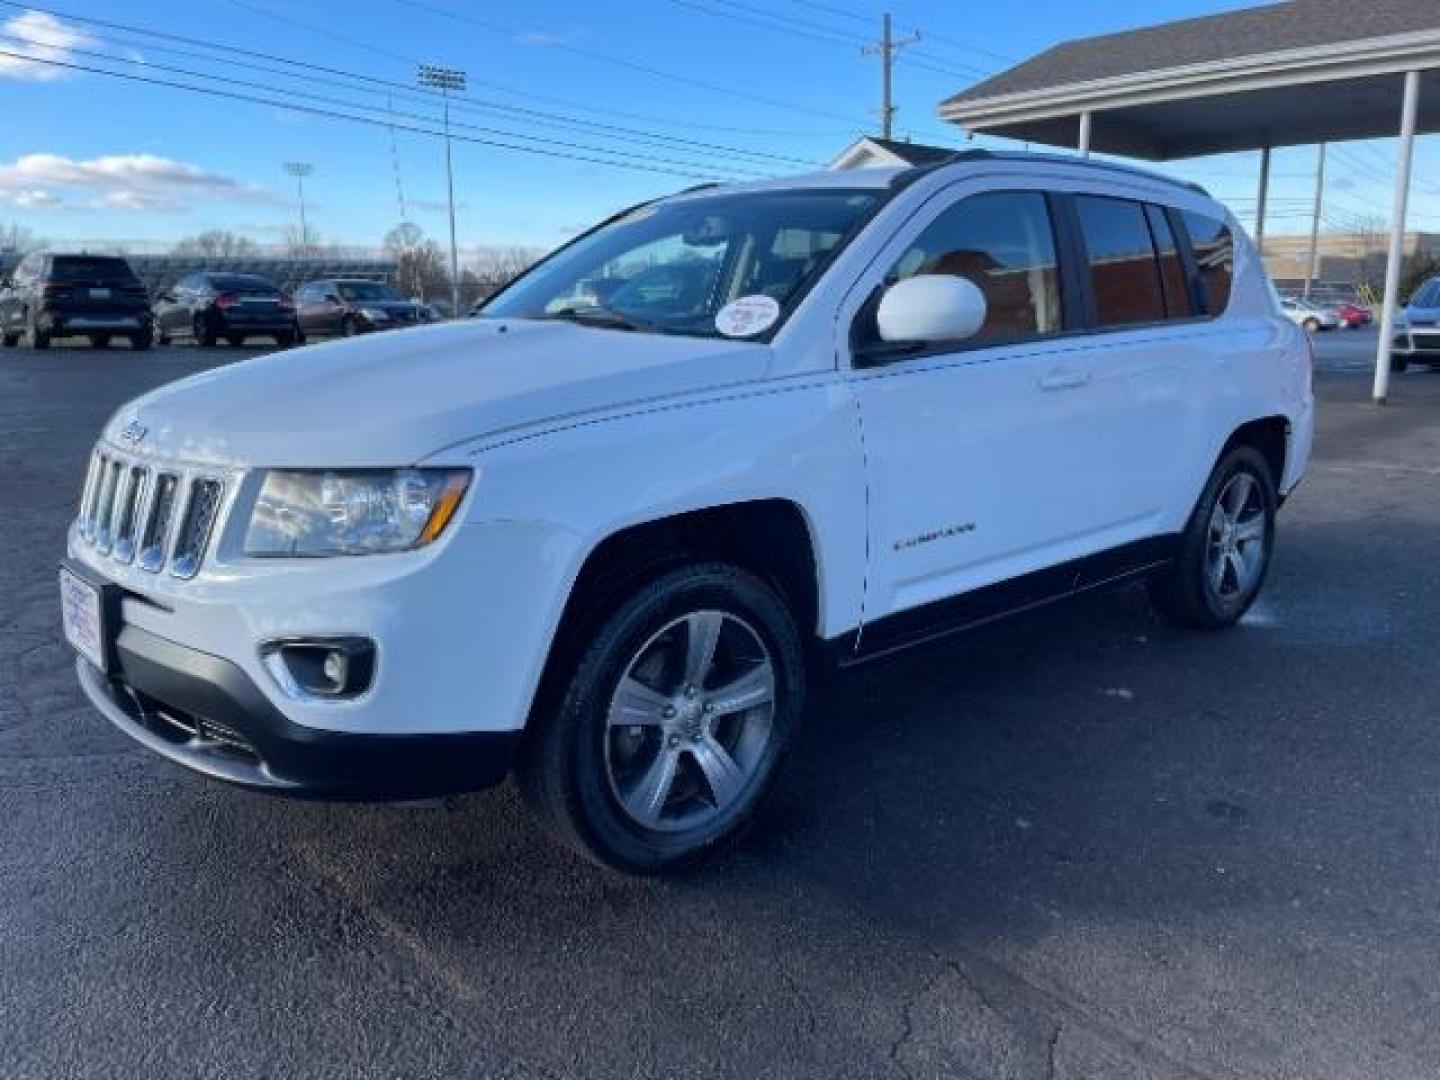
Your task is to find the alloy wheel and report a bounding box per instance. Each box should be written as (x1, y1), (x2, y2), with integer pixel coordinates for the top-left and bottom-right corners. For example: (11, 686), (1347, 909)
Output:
(1206, 472), (1268, 599)
(604, 610), (776, 833)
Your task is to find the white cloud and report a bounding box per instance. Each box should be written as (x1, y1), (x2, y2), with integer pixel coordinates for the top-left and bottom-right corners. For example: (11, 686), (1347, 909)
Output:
(93, 190), (182, 213)
(0, 152), (276, 214)
(8, 188), (61, 208)
(0, 11), (94, 82)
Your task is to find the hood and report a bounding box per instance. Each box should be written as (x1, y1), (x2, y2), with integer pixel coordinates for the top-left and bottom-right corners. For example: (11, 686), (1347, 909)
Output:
(103, 319), (772, 467)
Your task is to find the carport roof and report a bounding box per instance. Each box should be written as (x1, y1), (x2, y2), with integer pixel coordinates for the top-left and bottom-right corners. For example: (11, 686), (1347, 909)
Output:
(939, 0), (1440, 159)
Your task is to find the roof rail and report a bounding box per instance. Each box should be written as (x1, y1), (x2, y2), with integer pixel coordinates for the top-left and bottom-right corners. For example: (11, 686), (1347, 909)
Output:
(891, 148), (1209, 197)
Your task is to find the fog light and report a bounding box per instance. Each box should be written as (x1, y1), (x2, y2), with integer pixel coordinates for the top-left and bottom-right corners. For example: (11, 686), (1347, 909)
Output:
(262, 638), (376, 700)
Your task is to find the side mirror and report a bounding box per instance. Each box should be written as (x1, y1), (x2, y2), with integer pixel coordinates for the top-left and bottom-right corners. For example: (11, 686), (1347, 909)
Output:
(877, 274), (987, 344)
(324, 293), (341, 304)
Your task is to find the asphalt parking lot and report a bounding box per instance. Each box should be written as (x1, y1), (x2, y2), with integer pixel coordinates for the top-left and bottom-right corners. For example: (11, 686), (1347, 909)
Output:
(4, 334), (1440, 1079)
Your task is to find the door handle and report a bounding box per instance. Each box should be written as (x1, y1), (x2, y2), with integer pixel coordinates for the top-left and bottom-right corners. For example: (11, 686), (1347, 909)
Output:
(1039, 367), (1090, 391)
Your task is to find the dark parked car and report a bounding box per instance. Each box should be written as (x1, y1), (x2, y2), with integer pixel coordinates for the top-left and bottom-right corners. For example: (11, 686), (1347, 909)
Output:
(295, 278), (429, 337)
(153, 272), (301, 347)
(0, 253), (153, 349)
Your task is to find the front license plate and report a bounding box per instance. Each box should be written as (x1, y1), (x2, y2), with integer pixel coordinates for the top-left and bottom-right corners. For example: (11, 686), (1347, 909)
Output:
(60, 566), (107, 672)
(88, 287), (111, 299)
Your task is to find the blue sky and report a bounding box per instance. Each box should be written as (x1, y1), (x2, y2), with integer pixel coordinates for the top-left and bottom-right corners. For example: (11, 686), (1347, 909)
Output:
(0, 0), (1434, 252)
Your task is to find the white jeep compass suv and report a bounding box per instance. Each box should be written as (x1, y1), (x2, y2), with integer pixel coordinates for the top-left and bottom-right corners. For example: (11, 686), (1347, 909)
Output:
(62, 152), (1313, 872)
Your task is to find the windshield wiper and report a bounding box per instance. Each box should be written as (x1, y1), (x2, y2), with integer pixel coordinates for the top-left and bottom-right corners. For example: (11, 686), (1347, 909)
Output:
(539, 307), (649, 332)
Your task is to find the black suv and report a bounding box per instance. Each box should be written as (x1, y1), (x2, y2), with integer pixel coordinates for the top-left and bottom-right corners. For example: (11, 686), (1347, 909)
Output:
(154, 272), (302, 347)
(0, 253), (153, 349)
(295, 278), (428, 337)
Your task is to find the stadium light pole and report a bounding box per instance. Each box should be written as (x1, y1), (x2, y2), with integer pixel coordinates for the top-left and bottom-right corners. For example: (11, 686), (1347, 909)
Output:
(418, 63), (466, 317)
(284, 162), (314, 257)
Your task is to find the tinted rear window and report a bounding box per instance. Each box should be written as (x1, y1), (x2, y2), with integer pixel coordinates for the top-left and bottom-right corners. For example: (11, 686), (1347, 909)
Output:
(1075, 195), (1166, 327)
(208, 275), (276, 293)
(1180, 211), (1234, 316)
(49, 256), (136, 282)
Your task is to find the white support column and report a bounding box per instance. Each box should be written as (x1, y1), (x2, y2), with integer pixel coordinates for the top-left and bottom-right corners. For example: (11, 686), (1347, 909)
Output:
(1255, 144), (1272, 254)
(1303, 143), (1326, 302)
(1373, 69), (1421, 406)
(1078, 110), (1092, 157)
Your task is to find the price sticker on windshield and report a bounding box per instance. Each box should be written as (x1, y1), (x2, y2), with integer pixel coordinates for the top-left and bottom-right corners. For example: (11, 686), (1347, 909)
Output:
(715, 295), (780, 338)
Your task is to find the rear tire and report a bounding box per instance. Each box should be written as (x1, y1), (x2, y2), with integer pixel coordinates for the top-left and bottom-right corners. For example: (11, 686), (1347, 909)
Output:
(1150, 445), (1276, 630)
(193, 315), (216, 347)
(130, 328), (153, 351)
(515, 562), (804, 874)
(1302, 317), (1320, 333)
(89, 334), (111, 349)
(225, 335), (243, 347)
(341, 316), (358, 338)
(1, 331), (17, 347)
(1391, 353), (1410, 373)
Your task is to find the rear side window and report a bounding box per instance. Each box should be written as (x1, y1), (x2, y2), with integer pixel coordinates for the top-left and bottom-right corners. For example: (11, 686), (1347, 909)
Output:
(1145, 205), (1193, 318)
(884, 190), (1064, 344)
(49, 256), (136, 282)
(1074, 196), (1166, 326)
(1180, 210), (1234, 316)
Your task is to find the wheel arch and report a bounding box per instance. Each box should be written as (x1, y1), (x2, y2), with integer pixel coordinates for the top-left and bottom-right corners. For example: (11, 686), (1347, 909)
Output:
(528, 498), (824, 727)
(1220, 414), (1289, 489)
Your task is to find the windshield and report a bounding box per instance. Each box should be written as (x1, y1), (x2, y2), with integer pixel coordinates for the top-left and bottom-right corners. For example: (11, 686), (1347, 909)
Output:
(336, 281), (401, 302)
(481, 188), (881, 338)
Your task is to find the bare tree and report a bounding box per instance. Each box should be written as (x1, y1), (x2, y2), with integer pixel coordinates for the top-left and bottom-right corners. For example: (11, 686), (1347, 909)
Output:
(0, 220), (43, 254)
(284, 223), (324, 258)
(172, 229), (259, 258)
(468, 244), (543, 286)
(383, 222), (447, 301)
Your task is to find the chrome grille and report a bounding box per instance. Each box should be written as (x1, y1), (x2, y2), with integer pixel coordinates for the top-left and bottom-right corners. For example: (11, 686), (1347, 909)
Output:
(171, 479), (223, 579)
(75, 444), (225, 577)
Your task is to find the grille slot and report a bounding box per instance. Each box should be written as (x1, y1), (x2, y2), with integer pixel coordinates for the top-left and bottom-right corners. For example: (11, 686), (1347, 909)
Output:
(138, 472), (179, 572)
(74, 443), (224, 577)
(170, 479), (224, 579)
(112, 466), (148, 564)
(93, 459), (123, 554)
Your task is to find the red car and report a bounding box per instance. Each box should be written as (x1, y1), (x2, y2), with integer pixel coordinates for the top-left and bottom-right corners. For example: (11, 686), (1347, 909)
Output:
(1334, 302), (1373, 329)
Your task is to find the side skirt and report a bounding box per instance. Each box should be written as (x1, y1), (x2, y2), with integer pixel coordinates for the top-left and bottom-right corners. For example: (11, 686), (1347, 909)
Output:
(831, 534), (1178, 667)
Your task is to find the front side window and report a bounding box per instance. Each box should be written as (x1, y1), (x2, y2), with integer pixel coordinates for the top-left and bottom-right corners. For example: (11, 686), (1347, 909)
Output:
(1075, 196), (1166, 327)
(874, 190), (1063, 346)
(1181, 210), (1234, 316)
(482, 189), (881, 339)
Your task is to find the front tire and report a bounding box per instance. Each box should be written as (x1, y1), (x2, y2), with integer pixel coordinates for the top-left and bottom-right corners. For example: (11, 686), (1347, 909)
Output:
(130, 328), (153, 351)
(89, 334), (111, 349)
(1150, 445), (1276, 630)
(1391, 353), (1410, 373)
(193, 315), (216, 347)
(1302, 317), (1320, 333)
(516, 563), (804, 874)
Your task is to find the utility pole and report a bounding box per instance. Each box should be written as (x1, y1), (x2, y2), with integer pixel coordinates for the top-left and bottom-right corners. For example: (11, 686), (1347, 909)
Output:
(1303, 143), (1327, 302)
(418, 63), (466, 318)
(284, 161), (313, 257)
(862, 14), (919, 140)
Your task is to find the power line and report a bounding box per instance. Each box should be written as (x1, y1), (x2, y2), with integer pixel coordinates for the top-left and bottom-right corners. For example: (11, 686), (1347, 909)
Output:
(0, 0), (843, 140)
(0, 29), (768, 180)
(0, 48), (744, 182)
(390, 0), (869, 125)
(786, 0), (1016, 66)
(0, 0), (823, 171)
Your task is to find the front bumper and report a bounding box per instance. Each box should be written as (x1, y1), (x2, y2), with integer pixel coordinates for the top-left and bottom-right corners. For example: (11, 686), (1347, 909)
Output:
(78, 622), (516, 799)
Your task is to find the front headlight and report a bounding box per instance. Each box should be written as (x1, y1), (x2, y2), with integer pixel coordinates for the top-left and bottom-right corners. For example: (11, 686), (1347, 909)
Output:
(244, 468), (471, 557)
(359, 307), (390, 322)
